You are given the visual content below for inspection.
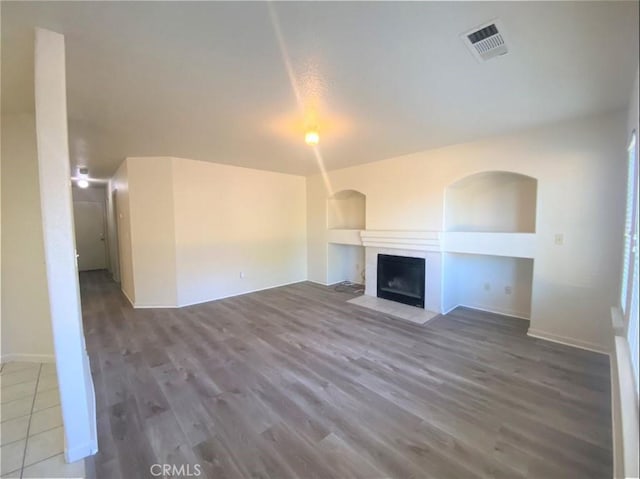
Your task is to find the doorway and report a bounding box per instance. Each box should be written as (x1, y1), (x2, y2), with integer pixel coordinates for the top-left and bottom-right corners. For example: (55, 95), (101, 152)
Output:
(73, 200), (107, 271)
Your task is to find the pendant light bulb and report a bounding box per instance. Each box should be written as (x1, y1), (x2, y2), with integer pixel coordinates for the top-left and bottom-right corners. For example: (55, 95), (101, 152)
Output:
(305, 129), (319, 146)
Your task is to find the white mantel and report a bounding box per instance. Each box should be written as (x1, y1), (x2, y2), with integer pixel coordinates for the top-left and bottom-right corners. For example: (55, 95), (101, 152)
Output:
(324, 229), (535, 257)
(360, 230), (442, 251)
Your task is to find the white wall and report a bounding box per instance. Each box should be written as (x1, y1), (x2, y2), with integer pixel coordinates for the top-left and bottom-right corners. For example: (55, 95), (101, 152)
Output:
(113, 157), (307, 307)
(111, 161), (134, 303)
(172, 158), (307, 306)
(34, 27), (96, 462)
(127, 157), (177, 307)
(307, 111), (627, 351)
(0, 113), (54, 361)
(307, 177), (330, 285)
(628, 68), (639, 147)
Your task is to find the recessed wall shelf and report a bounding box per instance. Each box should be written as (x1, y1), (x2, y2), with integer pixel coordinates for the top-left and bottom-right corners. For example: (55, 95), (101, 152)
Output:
(445, 171), (537, 233)
(328, 190), (366, 230)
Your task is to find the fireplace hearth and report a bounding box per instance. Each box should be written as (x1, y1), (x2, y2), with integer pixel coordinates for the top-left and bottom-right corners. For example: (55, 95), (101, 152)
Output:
(377, 254), (425, 308)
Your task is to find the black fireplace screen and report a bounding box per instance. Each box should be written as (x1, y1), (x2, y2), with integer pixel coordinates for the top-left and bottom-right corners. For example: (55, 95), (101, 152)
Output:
(377, 254), (425, 308)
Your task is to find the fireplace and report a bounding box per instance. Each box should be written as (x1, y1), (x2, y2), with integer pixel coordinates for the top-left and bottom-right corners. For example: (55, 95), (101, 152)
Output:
(377, 254), (425, 308)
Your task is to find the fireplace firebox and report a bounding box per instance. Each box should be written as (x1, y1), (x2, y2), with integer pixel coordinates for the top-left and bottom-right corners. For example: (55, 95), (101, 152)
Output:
(377, 254), (425, 308)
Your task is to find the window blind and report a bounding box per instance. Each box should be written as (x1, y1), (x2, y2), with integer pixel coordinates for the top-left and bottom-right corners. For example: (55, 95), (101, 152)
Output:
(621, 133), (636, 313)
(623, 132), (639, 395)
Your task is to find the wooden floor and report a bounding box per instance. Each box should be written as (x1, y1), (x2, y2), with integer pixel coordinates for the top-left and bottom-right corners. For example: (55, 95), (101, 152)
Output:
(81, 271), (612, 479)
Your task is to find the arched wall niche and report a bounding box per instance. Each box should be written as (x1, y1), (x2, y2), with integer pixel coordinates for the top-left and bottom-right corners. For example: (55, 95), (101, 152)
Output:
(445, 171), (538, 233)
(327, 189), (366, 230)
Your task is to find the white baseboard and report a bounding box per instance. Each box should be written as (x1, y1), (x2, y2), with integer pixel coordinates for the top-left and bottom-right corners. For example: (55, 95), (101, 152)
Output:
(308, 279), (365, 287)
(527, 328), (608, 354)
(120, 287), (135, 308)
(442, 303), (530, 320)
(458, 303), (530, 320)
(0, 353), (56, 363)
(125, 279), (309, 309)
(176, 279), (308, 308)
(441, 303), (459, 315)
(440, 306), (607, 354)
(64, 439), (98, 463)
(132, 303), (181, 309)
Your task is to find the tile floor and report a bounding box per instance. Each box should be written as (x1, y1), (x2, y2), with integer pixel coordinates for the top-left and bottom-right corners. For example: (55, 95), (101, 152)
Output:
(0, 362), (85, 478)
(348, 294), (439, 324)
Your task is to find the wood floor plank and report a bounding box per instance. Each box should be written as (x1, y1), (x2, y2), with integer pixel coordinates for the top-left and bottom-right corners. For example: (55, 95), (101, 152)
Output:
(81, 270), (612, 478)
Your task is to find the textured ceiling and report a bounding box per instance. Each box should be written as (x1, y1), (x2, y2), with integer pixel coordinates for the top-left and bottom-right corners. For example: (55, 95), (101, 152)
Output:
(2, 1), (638, 178)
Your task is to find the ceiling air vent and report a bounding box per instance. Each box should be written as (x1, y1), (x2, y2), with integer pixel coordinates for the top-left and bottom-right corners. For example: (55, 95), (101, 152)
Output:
(462, 20), (508, 63)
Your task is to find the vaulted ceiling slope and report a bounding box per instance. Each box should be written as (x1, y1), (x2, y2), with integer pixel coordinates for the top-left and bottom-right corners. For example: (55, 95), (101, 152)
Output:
(2, 1), (638, 178)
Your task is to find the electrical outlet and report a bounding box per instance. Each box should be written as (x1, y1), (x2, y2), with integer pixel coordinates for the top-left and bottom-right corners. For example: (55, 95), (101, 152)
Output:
(504, 286), (512, 295)
(554, 233), (564, 245)
(484, 282), (491, 291)
(239, 272), (245, 279)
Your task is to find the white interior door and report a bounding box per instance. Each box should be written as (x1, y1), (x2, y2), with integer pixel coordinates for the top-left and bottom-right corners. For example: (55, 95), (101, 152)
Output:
(74, 201), (106, 271)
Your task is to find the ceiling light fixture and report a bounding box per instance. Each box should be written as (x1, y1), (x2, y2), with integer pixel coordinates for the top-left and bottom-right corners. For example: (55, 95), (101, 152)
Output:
(75, 166), (90, 188)
(305, 129), (319, 146)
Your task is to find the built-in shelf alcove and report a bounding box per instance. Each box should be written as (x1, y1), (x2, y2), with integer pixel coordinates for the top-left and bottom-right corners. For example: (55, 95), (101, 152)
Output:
(328, 190), (366, 230)
(445, 171), (537, 233)
(443, 252), (534, 319)
(327, 190), (366, 284)
(328, 244), (365, 285)
(442, 172), (537, 319)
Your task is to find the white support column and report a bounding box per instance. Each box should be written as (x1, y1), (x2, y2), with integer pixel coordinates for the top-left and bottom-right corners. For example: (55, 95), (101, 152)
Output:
(34, 27), (97, 462)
